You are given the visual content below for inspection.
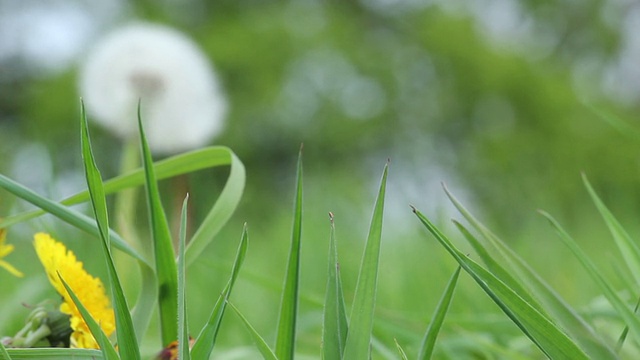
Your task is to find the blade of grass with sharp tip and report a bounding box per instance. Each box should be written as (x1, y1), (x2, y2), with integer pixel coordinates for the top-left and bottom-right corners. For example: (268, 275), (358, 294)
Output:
(0, 339), (11, 360)
(80, 102), (109, 246)
(445, 186), (617, 359)
(540, 210), (640, 347)
(342, 162), (388, 360)
(227, 302), (278, 360)
(412, 207), (590, 359)
(394, 339), (408, 360)
(80, 107), (140, 359)
(583, 174), (640, 285)
(322, 213), (348, 360)
(137, 108), (179, 346)
(275, 146), (303, 360)
(178, 194), (190, 360)
(191, 224), (248, 359)
(59, 275), (119, 360)
(0, 146), (245, 235)
(6, 349), (103, 359)
(419, 266), (461, 360)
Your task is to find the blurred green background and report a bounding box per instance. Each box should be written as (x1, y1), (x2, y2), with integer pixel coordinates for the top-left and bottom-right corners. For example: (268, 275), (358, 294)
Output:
(1, 0), (640, 358)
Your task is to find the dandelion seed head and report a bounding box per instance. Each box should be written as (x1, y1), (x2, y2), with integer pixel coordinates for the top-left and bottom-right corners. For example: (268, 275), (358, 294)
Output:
(79, 22), (227, 154)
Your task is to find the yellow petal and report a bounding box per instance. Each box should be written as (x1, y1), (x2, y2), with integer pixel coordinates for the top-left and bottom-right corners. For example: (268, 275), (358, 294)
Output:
(0, 260), (23, 277)
(34, 233), (115, 349)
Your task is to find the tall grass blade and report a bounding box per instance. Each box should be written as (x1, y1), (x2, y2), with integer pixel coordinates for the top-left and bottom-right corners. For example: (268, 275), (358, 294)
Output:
(80, 106), (140, 359)
(413, 207), (590, 359)
(58, 275), (119, 360)
(177, 195), (191, 360)
(418, 266), (461, 360)
(191, 224), (249, 359)
(342, 162), (388, 359)
(583, 174), (640, 285)
(445, 187), (617, 358)
(6, 349), (102, 359)
(322, 213), (348, 360)
(228, 302), (278, 360)
(137, 107), (179, 346)
(540, 211), (640, 348)
(275, 146), (303, 360)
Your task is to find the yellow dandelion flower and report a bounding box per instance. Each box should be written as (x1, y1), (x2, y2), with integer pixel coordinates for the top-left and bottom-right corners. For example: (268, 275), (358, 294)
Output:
(0, 227), (23, 277)
(34, 233), (115, 349)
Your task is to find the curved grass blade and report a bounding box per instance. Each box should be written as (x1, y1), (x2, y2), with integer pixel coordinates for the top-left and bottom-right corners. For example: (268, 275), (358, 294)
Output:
(177, 194), (190, 360)
(137, 107), (178, 346)
(445, 186), (617, 359)
(0, 146), (245, 232)
(275, 146), (303, 360)
(540, 210), (640, 348)
(59, 275), (119, 360)
(412, 207), (590, 360)
(81, 107), (140, 359)
(6, 349), (102, 359)
(342, 162), (388, 359)
(322, 213), (348, 360)
(419, 266), (461, 360)
(394, 338), (408, 360)
(191, 224), (249, 359)
(227, 302), (278, 360)
(0, 174), (147, 265)
(186, 150), (245, 266)
(583, 174), (640, 286)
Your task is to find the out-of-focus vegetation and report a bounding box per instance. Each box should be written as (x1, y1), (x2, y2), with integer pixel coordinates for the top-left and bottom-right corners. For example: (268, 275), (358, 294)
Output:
(1, 1), (638, 234)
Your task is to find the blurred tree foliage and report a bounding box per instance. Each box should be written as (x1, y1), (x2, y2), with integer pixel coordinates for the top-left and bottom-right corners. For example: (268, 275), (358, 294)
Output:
(1, 0), (639, 239)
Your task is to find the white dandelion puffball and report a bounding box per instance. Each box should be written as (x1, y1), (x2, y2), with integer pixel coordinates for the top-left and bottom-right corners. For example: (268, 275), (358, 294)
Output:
(79, 23), (227, 154)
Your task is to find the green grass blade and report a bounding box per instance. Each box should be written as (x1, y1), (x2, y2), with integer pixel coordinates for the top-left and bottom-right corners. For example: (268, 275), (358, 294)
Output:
(130, 262), (156, 344)
(227, 302), (278, 360)
(540, 210), (640, 347)
(445, 187), (617, 359)
(6, 349), (102, 359)
(58, 275), (119, 360)
(583, 174), (640, 285)
(412, 207), (590, 360)
(186, 150), (245, 266)
(80, 102), (110, 246)
(0, 174), (147, 265)
(616, 296), (640, 352)
(0, 339), (11, 360)
(322, 213), (348, 360)
(137, 108), (179, 346)
(419, 266), (461, 360)
(177, 195), (190, 360)
(0, 146), (245, 232)
(393, 338), (408, 360)
(275, 147), (303, 360)
(191, 224), (249, 359)
(342, 162), (388, 360)
(80, 108), (140, 360)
